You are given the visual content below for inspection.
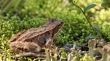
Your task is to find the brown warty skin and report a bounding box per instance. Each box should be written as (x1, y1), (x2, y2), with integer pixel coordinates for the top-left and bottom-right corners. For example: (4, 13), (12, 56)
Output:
(9, 19), (63, 57)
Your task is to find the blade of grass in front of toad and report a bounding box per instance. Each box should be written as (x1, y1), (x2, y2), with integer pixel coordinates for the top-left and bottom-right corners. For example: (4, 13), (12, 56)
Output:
(45, 48), (51, 61)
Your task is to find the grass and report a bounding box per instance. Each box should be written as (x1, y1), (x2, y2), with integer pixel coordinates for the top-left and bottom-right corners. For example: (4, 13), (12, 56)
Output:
(0, 0), (110, 61)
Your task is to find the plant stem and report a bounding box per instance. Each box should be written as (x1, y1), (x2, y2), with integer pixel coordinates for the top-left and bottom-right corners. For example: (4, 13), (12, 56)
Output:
(71, 2), (97, 34)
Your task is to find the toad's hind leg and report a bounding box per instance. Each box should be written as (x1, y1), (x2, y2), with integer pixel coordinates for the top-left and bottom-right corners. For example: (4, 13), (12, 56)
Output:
(13, 52), (46, 58)
(9, 30), (26, 42)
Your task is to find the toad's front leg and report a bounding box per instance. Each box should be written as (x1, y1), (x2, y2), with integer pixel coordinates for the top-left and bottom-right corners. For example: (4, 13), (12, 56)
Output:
(45, 37), (53, 48)
(45, 31), (54, 48)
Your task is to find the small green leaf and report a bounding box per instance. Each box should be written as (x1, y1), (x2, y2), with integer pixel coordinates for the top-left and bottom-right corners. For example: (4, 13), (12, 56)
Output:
(83, 3), (96, 13)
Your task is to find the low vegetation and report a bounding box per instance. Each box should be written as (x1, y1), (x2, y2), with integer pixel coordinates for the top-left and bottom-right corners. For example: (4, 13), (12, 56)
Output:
(0, 0), (110, 61)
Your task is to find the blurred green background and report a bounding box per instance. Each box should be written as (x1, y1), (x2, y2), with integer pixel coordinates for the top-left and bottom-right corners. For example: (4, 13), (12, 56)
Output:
(0, 0), (110, 50)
